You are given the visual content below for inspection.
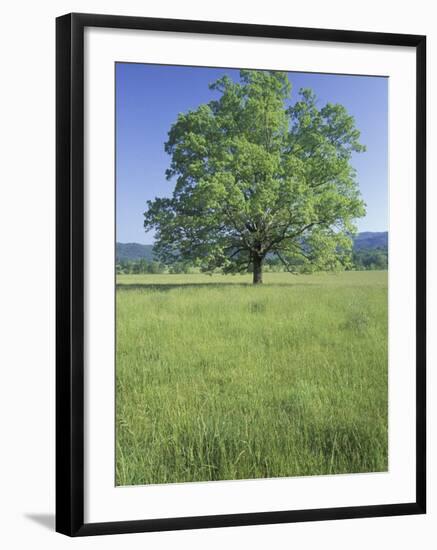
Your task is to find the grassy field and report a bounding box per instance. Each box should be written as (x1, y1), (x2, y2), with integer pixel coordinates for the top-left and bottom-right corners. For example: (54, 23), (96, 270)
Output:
(116, 271), (388, 486)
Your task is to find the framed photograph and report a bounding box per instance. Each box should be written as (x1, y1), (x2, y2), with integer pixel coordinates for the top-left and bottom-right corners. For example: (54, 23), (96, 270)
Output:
(56, 13), (426, 536)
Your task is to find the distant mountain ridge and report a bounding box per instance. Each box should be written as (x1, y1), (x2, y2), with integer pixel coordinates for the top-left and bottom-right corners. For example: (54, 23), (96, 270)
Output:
(353, 231), (388, 251)
(116, 242), (154, 262)
(116, 232), (388, 262)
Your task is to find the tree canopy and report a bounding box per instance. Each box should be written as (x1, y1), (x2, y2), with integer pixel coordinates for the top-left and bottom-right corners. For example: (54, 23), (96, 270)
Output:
(144, 70), (366, 283)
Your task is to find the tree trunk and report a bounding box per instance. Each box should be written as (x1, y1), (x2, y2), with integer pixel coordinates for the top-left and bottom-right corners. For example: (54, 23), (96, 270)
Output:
(253, 255), (263, 284)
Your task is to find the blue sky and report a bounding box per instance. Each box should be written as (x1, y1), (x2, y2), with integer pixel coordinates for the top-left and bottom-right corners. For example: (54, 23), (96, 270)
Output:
(116, 63), (388, 245)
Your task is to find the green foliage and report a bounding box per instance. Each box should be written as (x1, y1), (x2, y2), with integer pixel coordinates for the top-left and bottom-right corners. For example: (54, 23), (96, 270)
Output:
(352, 247), (388, 270)
(116, 271), (388, 484)
(116, 259), (165, 275)
(144, 70), (366, 282)
(168, 262), (191, 274)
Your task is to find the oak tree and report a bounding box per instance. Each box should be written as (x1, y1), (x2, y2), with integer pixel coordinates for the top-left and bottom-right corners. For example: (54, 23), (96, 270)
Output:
(144, 70), (366, 283)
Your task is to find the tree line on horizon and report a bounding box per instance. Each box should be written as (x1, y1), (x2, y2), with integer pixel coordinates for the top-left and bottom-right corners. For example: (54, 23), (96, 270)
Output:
(116, 245), (388, 275)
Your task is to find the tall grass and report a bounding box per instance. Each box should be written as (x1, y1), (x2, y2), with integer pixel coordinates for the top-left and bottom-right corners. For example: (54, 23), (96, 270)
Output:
(116, 271), (388, 485)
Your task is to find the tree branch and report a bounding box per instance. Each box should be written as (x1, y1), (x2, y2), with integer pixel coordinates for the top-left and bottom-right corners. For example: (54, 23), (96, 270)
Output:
(274, 250), (299, 275)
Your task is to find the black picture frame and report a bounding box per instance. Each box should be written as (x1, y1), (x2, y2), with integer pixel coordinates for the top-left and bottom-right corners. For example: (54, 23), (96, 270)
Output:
(56, 12), (426, 537)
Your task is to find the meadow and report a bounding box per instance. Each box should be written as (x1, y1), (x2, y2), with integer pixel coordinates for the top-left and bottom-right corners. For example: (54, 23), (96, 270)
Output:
(115, 271), (388, 486)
